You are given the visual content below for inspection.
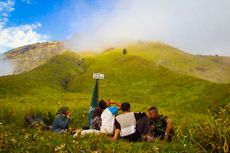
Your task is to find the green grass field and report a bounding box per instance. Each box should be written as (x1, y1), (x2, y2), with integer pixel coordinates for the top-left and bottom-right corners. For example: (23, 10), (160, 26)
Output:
(0, 43), (230, 152)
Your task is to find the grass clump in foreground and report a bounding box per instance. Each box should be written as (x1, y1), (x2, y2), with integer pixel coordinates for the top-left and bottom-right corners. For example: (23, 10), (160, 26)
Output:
(0, 97), (229, 153)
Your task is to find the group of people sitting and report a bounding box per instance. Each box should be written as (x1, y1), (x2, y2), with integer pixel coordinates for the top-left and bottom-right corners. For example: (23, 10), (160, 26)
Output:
(51, 100), (174, 142)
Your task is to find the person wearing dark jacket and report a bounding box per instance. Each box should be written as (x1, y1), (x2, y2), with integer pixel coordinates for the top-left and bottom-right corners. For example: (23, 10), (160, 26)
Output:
(52, 107), (72, 133)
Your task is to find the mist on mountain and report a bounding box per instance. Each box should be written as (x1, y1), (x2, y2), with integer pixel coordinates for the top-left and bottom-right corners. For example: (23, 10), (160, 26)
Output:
(65, 0), (230, 55)
(0, 55), (14, 76)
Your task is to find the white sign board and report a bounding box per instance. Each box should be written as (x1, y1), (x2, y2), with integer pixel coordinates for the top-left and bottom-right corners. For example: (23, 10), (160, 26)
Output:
(93, 73), (104, 79)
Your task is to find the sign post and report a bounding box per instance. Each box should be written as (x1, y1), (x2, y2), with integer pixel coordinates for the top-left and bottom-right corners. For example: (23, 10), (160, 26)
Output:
(93, 73), (104, 80)
(88, 73), (104, 127)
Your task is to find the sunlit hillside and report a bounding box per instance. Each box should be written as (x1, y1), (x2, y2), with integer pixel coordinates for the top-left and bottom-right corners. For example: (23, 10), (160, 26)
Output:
(0, 42), (229, 152)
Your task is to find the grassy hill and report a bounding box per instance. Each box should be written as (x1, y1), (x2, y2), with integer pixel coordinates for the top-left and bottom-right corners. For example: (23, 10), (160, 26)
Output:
(1, 48), (230, 111)
(2, 41), (230, 84)
(70, 49), (230, 113)
(0, 42), (230, 152)
(108, 42), (230, 84)
(0, 52), (85, 97)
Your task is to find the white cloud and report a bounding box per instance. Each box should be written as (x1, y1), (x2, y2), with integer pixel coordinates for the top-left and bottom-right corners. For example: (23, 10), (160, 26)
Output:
(66, 0), (230, 56)
(0, 0), (47, 76)
(0, 0), (14, 26)
(0, 23), (48, 53)
(0, 0), (48, 53)
(0, 0), (14, 12)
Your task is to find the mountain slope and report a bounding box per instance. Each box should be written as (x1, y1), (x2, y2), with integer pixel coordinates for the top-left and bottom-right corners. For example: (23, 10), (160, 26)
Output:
(0, 52), (84, 97)
(70, 50), (230, 112)
(2, 41), (230, 83)
(103, 42), (230, 84)
(0, 43), (229, 153)
(1, 50), (229, 113)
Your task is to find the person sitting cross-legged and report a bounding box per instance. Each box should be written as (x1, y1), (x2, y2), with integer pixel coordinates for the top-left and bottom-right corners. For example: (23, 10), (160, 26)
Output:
(113, 102), (146, 142)
(140, 106), (174, 142)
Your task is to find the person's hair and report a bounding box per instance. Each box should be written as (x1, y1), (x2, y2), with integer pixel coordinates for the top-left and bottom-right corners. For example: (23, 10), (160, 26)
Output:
(148, 106), (158, 112)
(121, 102), (130, 112)
(99, 99), (107, 109)
(58, 106), (69, 115)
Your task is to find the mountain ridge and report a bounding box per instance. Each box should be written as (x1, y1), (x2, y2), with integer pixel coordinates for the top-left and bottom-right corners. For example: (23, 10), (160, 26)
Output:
(1, 41), (230, 84)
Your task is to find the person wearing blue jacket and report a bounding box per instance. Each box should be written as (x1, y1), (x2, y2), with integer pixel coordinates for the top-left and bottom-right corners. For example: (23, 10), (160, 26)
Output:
(52, 107), (72, 133)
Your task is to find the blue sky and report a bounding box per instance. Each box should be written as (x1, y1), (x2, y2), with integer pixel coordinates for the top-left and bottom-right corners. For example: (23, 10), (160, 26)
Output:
(0, 0), (230, 55)
(0, 0), (113, 53)
(5, 0), (102, 40)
